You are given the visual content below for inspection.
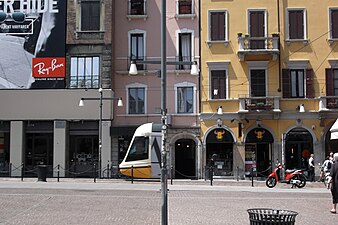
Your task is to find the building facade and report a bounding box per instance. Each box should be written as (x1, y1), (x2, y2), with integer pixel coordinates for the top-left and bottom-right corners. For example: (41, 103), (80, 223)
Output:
(200, 0), (338, 179)
(112, 0), (201, 178)
(0, 0), (115, 177)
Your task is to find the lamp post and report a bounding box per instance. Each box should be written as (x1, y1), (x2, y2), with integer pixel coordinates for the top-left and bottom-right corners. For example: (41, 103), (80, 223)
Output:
(129, 2), (198, 224)
(79, 88), (123, 178)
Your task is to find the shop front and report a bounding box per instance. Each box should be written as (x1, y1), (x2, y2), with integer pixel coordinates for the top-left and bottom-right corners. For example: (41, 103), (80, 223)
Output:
(205, 128), (234, 177)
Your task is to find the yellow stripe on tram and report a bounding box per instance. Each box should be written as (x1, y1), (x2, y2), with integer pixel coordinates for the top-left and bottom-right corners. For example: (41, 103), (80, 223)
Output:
(120, 166), (152, 179)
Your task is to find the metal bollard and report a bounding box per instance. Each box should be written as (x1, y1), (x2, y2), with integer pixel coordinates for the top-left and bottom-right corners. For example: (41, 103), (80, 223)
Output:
(131, 166), (134, 184)
(21, 163), (24, 181)
(251, 167), (254, 187)
(107, 164), (110, 179)
(171, 166), (173, 185)
(93, 164), (97, 183)
(210, 167), (213, 186)
(237, 166), (239, 181)
(57, 164), (60, 182)
(9, 163), (12, 177)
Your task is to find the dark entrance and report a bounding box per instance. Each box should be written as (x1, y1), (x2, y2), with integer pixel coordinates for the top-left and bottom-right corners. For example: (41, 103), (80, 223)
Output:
(206, 128), (234, 176)
(285, 128), (313, 170)
(175, 139), (196, 179)
(24, 121), (53, 177)
(245, 128), (273, 177)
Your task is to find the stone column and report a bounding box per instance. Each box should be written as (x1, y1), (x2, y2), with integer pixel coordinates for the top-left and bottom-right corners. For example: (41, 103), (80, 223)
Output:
(10, 121), (24, 177)
(53, 121), (67, 177)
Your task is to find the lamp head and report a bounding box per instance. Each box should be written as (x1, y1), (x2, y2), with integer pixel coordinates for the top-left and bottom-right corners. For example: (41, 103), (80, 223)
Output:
(117, 98), (123, 107)
(129, 61), (138, 75)
(217, 106), (223, 115)
(79, 99), (84, 107)
(299, 104), (305, 113)
(190, 61), (199, 75)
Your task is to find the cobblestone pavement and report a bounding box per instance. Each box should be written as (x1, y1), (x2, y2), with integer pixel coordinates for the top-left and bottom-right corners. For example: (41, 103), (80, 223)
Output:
(0, 178), (336, 225)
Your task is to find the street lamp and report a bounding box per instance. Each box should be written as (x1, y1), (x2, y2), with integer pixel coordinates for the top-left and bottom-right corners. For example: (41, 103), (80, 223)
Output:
(128, 1), (199, 224)
(79, 88), (123, 178)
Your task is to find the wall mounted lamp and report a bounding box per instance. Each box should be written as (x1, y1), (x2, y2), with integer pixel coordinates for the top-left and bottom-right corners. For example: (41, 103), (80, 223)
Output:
(298, 104), (305, 113)
(217, 106), (223, 115)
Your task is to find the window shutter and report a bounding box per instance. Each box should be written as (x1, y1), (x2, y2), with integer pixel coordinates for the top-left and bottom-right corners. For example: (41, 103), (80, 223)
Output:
(306, 69), (315, 98)
(326, 68), (334, 96)
(282, 69), (291, 98)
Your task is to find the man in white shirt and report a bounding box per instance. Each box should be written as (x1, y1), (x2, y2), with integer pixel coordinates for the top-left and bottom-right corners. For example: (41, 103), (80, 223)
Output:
(308, 154), (315, 182)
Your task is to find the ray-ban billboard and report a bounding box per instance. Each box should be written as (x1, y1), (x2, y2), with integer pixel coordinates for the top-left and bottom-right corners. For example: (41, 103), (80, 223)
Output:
(0, 0), (66, 89)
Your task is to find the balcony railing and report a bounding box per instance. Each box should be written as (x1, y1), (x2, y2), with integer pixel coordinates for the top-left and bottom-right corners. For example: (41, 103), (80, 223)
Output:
(237, 34), (279, 61)
(319, 96), (338, 111)
(239, 96), (281, 112)
(177, 0), (192, 14)
(128, 0), (146, 16)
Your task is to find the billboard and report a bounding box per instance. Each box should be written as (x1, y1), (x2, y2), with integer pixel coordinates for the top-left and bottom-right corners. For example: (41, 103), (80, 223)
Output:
(0, 0), (66, 89)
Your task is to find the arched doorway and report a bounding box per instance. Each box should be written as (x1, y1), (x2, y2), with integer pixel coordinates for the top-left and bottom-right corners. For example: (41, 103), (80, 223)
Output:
(245, 128), (273, 177)
(285, 128), (313, 170)
(206, 128), (234, 176)
(175, 139), (196, 179)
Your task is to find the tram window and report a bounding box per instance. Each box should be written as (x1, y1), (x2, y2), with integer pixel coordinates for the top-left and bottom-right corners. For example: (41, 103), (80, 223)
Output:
(126, 137), (149, 161)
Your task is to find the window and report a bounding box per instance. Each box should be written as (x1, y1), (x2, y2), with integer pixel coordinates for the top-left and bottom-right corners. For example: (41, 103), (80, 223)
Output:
(129, 0), (145, 15)
(330, 8), (338, 39)
(287, 9), (306, 40)
(125, 137), (149, 162)
(81, 1), (100, 31)
(211, 70), (227, 99)
(178, 33), (192, 70)
(70, 56), (99, 88)
(282, 68), (314, 98)
(177, 87), (193, 113)
(250, 69), (266, 98)
(209, 11), (227, 41)
(249, 10), (266, 49)
(178, 0), (192, 14)
(130, 32), (145, 70)
(128, 87), (145, 114)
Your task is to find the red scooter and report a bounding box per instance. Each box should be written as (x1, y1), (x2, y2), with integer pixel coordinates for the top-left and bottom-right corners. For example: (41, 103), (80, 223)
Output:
(266, 164), (306, 188)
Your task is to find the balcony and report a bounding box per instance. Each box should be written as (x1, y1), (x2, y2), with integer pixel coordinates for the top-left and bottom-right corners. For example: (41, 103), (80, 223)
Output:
(319, 96), (338, 111)
(238, 96), (281, 113)
(237, 34), (279, 61)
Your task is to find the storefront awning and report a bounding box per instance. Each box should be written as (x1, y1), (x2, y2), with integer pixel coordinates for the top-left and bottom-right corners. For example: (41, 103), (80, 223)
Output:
(330, 119), (338, 140)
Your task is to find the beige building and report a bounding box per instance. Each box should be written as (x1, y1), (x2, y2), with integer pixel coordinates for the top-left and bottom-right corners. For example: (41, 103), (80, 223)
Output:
(200, 0), (338, 179)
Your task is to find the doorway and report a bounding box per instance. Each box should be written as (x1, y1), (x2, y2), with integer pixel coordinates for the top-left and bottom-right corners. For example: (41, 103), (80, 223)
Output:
(175, 139), (196, 179)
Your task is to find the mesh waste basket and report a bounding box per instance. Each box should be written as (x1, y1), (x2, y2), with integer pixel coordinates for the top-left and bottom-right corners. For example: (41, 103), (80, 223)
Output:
(247, 208), (298, 225)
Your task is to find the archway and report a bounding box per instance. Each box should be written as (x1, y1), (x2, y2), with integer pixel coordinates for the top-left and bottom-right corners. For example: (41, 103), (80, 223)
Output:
(174, 139), (196, 179)
(206, 128), (234, 176)
(245, 128), (274, 177)
(285, 128), (313, 170)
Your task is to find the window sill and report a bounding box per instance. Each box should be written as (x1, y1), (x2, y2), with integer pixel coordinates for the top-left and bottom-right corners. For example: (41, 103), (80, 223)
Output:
(285, 39), (309, 45)
(328, 38), (338, 45)
(206, 40), (229, 48)
(126, 14), (148, 21)
(175, 13), (196, 20)
(75, 30), (105, 40)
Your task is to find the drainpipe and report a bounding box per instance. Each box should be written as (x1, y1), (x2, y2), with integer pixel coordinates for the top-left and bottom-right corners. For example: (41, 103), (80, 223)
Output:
(277, 0), (282, 92)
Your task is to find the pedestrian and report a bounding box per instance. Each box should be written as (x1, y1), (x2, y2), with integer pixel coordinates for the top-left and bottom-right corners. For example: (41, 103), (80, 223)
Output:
(318, 156), (333, 182)
(327, 153), (338, 214)
(308, 153), (315, 182)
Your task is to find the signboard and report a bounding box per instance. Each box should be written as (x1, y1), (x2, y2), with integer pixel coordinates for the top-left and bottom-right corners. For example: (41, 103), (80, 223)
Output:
(0, 0), (66, 89)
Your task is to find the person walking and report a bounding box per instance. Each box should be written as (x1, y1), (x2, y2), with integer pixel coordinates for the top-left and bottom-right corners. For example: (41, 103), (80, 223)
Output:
(327, 153), (338, 214)
(319, 156), (333, 182)
(308, 153), (315, 182)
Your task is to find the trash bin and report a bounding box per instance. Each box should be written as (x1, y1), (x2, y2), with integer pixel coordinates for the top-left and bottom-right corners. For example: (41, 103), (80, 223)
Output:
(247, 208), (298, 225)
(37, 165), (48, 182)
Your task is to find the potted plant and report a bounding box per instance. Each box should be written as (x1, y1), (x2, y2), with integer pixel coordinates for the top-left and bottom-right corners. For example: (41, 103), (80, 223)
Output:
(272, 32), (279, 37)
(237, 32), (243, 38)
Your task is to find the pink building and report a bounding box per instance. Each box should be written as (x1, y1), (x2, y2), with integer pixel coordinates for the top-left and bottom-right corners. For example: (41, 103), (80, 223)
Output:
(112, 0), (201, 178)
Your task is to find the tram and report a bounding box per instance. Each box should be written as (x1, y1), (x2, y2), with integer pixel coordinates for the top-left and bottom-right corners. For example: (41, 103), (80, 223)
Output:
(119, 123), (162, 178)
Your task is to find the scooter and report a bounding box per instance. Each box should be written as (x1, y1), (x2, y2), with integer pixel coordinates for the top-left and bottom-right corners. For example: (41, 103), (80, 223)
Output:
(266, 164), (306, 188)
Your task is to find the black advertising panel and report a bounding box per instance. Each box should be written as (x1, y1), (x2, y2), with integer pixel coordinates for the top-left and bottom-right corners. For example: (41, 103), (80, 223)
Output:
(0, 0), (66, 89)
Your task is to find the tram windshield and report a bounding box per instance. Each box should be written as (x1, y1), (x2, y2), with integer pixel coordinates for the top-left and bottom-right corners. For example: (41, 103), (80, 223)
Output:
(125, 137), (149, 162)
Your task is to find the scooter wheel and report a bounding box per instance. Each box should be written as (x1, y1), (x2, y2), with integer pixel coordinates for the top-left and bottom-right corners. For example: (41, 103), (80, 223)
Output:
(295, 175), (306, 188)
(266, 177), (277, 188)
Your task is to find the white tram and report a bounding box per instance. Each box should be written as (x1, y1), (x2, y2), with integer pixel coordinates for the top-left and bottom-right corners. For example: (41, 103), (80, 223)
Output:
(119, 123), (162, 178)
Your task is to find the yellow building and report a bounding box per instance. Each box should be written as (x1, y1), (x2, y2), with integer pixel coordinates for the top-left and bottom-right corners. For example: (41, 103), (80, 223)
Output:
(200, 0), (338, 179)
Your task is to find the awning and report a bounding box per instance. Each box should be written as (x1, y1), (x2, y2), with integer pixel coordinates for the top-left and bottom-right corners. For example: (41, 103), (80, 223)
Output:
(330, 119), (338, 140)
